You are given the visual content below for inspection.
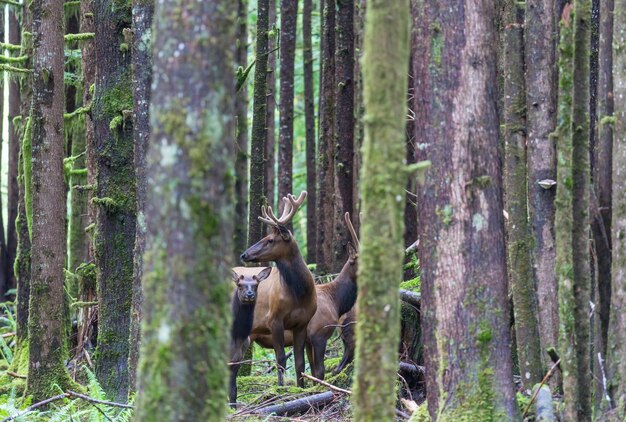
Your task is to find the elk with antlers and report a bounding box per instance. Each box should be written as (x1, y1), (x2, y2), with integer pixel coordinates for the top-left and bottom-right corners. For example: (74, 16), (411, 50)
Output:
(234, 191), (317, 390)
(253, 212), (360, 380)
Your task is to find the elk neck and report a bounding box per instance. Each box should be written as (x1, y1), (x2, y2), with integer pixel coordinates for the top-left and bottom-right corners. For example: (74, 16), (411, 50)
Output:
(231, 293), (255, 341)
(326, 267), (358, 317)
(274, 245), (315, 300)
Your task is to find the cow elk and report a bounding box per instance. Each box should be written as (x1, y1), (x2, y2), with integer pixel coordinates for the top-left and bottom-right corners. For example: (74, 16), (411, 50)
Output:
(229, 266), (271, 407)
(253, 212), (360, 380)
(236, 191), (317, 388)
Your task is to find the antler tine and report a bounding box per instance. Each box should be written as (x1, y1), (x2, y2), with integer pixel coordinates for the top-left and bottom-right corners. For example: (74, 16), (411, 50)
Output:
(258, 205), (279, 227)
(275, 196), (294, 224)
(276, 191), (307, 224)
(344, 212), (360, 249)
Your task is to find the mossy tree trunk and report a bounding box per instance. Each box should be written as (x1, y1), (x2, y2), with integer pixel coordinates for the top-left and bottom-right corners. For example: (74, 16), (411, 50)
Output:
(303, 0), (317, 263)
(413, 0), (519, 418)
(277, 0), (298, 205)
(12, 1), (33, 366)
(503, 0), (543, 392)
(333, 0), (355, 271)
(265, 0), (276, 209)
(6, 7), (20, 290)
(555, 2), (592, 419)
(592, 0), (613, 360)
(607, 0), (626, 414)
(316, 0), (336, 274)
(351, 0), (409, 420)
(128, 0), (154, 394)
(248, 0), (269, 244)
(92, 0), (136, 401)
(133, 0), (236, 418)
(524, 0), (560, 380)
(0, 7), (6, 298)
(234, 0), (249, 260)
(75, 0), (97, 360)
(27, 0), (75, 400)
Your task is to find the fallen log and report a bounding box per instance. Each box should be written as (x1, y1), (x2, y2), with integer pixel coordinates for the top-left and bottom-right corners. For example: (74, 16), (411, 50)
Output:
(398, 362), (425, 377)
(399, 289), (421, 307)
(535, 385), (556, 421)
(254, 391), (336, 416)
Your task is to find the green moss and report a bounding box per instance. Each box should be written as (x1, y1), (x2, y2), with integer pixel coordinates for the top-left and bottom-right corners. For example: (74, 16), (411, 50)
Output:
(430, 22), (443, 67)
(400, 276), (421, 292)
(22, 117), (32, 238)
(64, 33), (95, 42)
(109, 115), (124, 131)
(101, 69), (133, 117)
(119, 42), (129, 53)
(91, 196), (119, 212)
(599, 115), (616, 126)
(436, 204), (454, 226)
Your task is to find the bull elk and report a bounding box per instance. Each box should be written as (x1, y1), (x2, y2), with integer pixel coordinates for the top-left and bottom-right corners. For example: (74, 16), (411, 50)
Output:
(235, 191), (317, 388)
(253, 212), (360, 380)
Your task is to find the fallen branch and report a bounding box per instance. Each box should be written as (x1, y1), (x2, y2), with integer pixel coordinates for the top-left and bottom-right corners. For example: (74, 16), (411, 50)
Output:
(254, 391), (336, 416)
(66, 390), (133, 409)
(405, 239), (419, 255)
(522, 358), (561, 418)
(398, 361), (425, 376)
(6, 371), (25, 379)
(2, 394), (68, 422)
(1, 332), (15, 338)
(301, 372), (352, 395)
(228, 358), (277, 366)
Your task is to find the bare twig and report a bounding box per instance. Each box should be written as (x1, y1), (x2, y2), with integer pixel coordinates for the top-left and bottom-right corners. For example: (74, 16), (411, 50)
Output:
(6, 371), (26, 379)
(228, 358), (277, 366)
(300, 372), (352, 395)
(66, 390), (134, 409)
(2, 394), (69, 422)
(1, 332), (15, 338)
(522, 358), (561, 418)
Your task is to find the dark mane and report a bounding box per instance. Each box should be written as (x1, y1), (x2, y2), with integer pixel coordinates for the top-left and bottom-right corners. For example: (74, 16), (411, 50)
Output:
(275, 260), (314, 300)
(324, 272), (358, 316)
(231, 293), (256, 341)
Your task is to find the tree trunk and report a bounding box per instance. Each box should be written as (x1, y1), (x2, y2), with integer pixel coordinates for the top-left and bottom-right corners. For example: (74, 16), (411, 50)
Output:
(133, 0), (236, 418)
(303, 0), (317, 263)
(75, 0), (97, 362)
(0, 8), (6, 298)
(352, 0), (409, 420)
(27, 0), (74, 400)
(413, 0), (520, 418)
(248, 0), (270, 244)
(277, 0), (298, 205)
(92, 0), (136, 401)
(128, 0), (154, 394)
(405, 28), (417, 270)
(555, 2), (592, 419)
(525, 0), (560, 378)
(234, 0), (249, 259)
(592, 0), (613, 360)
(607, 0), (626, 414)
(333, 0), (355, 271)
(316, 0), (336, 275)
(503, 0), (543, 391)
(265, 0), (276, 209)
(6, 7), (20, 290)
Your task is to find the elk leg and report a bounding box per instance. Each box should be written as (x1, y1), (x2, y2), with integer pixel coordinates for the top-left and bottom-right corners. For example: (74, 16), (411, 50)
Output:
(293, 328), (307, 388)
(311, 336), (327, 380)
(305, 341), (314, 374)
(271, 321), (287, 386)
(229, 337), (249, 407)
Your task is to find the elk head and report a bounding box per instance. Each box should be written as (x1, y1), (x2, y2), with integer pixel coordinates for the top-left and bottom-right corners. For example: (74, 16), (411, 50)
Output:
(240, 192), (307, 263)
(232, 267), (272, 304)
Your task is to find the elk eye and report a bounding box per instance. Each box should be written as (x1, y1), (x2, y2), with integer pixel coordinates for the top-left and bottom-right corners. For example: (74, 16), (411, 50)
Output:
(268, 238), (273, 244)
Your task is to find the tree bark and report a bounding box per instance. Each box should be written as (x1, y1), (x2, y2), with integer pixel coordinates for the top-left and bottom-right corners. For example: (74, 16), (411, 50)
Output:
(316, 0), (336, 274)
(503, 0), (544, 391)
(277, 0), (298, 204)
(592, 0), (613, 359)
(27, 0), (74, 400)
(607, 0), (626, 414)
(248, 0), (270, 244)
(413, 0), (519, 418)
(128, 0), (154, 394)
(0, 8), (6, 298)
(265, 0), (276, 209)
(6, 7), (20, 290)
(555, 2), (592, 419)
(92, 0), (136, 401)
(352, 0), (409, 420)
(234, 0), (249, 260)
(133, 0), (236, 418)
(333, 0), (355, 271)
(303, 0), (317, 263)
(525, 0), (560, 377)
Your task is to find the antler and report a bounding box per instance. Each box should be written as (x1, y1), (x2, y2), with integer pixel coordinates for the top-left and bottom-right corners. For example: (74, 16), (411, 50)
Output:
(258, 191), (307, 227)
(344, 212), (360, 249)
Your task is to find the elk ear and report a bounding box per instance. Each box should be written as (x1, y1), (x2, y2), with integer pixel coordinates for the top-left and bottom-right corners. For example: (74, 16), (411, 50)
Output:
(277, 224), (291, 241)
(232, 271), (239, 284)
(255, 267), (272, 282)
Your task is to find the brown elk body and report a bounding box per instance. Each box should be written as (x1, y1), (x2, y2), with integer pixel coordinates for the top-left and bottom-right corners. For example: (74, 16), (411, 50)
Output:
(253, 213), (360, 380)
(229, 267), (271, 407)
(334, 307), (356, 375)
(238, 192), (317, 388)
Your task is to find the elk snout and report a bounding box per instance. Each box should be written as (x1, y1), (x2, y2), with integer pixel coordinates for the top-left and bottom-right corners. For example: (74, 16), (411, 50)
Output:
(240, 252), (249, 262)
